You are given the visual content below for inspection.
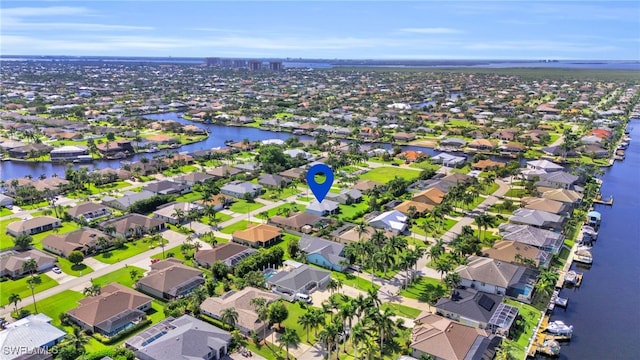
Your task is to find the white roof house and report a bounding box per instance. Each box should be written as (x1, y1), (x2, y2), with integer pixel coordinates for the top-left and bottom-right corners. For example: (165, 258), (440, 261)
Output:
(526, 159), (563, 172)
(0, 314), (66, 360)
(368, 210), (408, 233)
(431, 152), (466, 166)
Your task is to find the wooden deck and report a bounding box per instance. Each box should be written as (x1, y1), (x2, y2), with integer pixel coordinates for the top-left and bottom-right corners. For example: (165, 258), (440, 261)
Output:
(593, 193), (614, 206)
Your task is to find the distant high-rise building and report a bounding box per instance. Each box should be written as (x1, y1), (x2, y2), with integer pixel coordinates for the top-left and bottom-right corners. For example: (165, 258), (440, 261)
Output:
(248, 60), (263, 71)
(221, 59), (234, 68)
(204, 57), (220, 66)
(233, 59), (247, 68)
(269, 61), (283, 71)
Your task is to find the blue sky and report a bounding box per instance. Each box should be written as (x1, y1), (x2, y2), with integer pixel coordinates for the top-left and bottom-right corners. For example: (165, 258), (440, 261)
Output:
(1, 1), (639, 59)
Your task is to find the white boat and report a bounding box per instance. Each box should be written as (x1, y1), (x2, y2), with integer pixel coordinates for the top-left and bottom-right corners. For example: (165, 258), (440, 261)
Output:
(564, 271), (578, 284)
(574, 249), (593, 264)
(546, 320), (574, 336)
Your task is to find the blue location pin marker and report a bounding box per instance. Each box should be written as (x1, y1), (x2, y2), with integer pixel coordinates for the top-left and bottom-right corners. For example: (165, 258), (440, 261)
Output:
(306, 163), (334, 203)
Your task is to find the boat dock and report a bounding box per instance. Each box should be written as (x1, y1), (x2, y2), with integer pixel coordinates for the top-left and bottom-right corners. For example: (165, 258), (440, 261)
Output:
(527, 316), (564, 358)
(556, 270), (583, 288)
(593, 193), (614, 206)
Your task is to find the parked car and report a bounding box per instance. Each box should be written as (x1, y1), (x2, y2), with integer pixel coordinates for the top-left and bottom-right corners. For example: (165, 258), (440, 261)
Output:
(294, 293), (312, 304)
(52, 267), (62, 274)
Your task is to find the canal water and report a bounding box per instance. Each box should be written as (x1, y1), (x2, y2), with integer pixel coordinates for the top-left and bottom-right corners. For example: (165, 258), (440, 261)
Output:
(0, 112), (440, 180)
(549, 122), (640, 359)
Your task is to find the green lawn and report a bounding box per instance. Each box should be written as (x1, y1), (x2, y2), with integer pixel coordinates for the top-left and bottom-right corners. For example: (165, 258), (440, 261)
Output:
(412, 218), (457, 237)
(65, 181), (131, 198)
(152, 245), (187, 261)
(261, 186), (301, 201)
(19, 290), (83, 326)
(0, 220), (82, 251)
(400, 276), (447, 303)
(359, 166), (420, 183)
(95, 238), (164, 264)
(281, 300), (320, 345)
(200, 212), (232, 224)
(260, 203), (303, 218)
(380, 302), (422, 319)
(0, 208), (13, 217)
(91, 266), (146, 288)
(163, 165), (198, 176)
(504, 299), (542, 360)
(335, 202), (370, 222)
(56, 257), (94, 276)
(0, 274), (58, 307)
(297, 196), (312, 202)
(479, 182), (500, 195)
(175, 191), (204, 202)
(504, 188), (528, 198)
(329, 271), (381, 293)
(228, 199), (264, 214)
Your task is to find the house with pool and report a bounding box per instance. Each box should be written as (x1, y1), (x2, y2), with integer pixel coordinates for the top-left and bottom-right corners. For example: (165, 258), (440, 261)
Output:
(298, 234), (348, 271)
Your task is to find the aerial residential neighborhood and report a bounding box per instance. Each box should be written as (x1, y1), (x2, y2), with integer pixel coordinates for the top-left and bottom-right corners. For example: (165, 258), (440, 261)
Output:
(0, 55), (637, 360)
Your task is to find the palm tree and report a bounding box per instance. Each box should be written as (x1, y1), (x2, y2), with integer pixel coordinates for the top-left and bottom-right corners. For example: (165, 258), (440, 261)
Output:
(355, 222), (368, 241)
(65, 325), (90, 355)
(83, 284), (101, 297)
(279, 328), (300, 359)
(318, 323), (341, 360)
(536, 269), (560, 296)
(474, 215), (487, 241)
(8, 293), (21, 314)
(429, 239), (445, 259)
(326, 278), (339, 295)
(351, 317), (374, 359)
(434, 257), (454, 280)
(221, 307), (239, 330)
(338, 300), (356, 353)
(172, 208), (185, 225)
(378, 244), (396, 277)
(299, 310), (315, 343)
(22, 258), (37, 277)
(250, 297), (269, 341)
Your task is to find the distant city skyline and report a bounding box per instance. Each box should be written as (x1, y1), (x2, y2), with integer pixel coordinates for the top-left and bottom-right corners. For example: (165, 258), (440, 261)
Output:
(1, 1), (639, 60)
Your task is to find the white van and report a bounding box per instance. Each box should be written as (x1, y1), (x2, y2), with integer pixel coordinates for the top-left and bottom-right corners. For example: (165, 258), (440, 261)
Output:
(294, 293), (312, 304)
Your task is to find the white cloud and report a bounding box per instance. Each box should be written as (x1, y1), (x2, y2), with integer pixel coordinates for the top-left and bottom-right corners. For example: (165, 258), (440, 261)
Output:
(399, 27), (462, 34)
(2, 20), (153, 32)
(465, 40), (619, 53)
(1, 6), (90, 17)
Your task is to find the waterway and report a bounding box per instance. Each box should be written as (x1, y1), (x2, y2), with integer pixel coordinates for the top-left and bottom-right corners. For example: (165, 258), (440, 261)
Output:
(548, 122), (640, 359)
(0, 112), (442, 180)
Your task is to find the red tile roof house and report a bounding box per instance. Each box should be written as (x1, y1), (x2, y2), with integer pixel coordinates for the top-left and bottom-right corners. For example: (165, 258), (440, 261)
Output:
(67, 283), (152, 338)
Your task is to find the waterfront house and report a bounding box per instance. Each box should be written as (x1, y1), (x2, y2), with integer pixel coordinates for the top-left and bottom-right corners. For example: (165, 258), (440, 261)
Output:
(0, 314), (66, 357)
(220, 180), (262, 199)
(521, 197), (570, 215)
(541, 188), (583, 206)
(526, 159), (564, 173)
(232, 224), (282, 248)
(399, 150), (427, 163)
(102, 190), (156, 211)
(367, 210), (408, 233)
(498, 223), (564, 254)
(440, 138), (468, 149)
(299, 234), (348, 271)
(194, 243), (256, 268)
(431, 152), (466, 167)
(8, 143), (53, 159)
(125, 315), (230, 360)
(472, 159), (505, 171)
(152, 202), (204, 225)
(67, 283), (152, 337)
(67, 202), (111, 222)
(136, 259), (205, 300)
(468, 138), (497, 151)
(410, 312), (501, 360)
(200, 287), (279, 335)
(454, 256), (539, 303)
(6, 216), (61, 237)
(49, 145), (89, 162)
(482, 240), (552, 268)
(143, 180), (191, 195)
(435, 289), (519, 336)
(0, 249), (56, 278)
(536, 171), (579, 190)
(509, 208), (566, 231)
(42, 228), (111, 257)
(306, 199), (340, 216)
(100, 214), (166, 238)
(267, 262), (331, 296)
